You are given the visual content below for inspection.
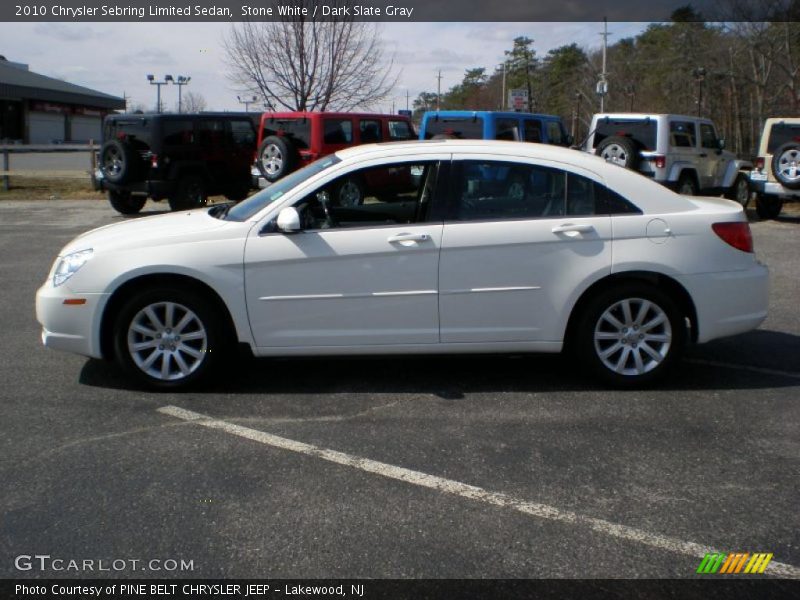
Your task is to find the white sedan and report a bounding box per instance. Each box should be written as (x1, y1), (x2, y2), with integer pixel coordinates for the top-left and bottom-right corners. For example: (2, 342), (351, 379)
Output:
(36, 140), (768, 389)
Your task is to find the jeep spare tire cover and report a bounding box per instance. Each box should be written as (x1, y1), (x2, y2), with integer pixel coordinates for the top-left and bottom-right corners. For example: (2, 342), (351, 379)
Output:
(100, 139), (138, 184)
(771, 142), (800, 190)
(257, 136), (296, 182)
(596, 135), (640, 170)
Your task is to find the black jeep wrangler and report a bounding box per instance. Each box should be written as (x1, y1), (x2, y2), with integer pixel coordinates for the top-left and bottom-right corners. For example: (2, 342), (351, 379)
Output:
(95, 113), (257, 214)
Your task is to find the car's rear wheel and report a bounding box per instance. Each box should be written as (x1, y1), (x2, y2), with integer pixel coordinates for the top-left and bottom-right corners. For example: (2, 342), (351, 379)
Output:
(168, 175), (207, 211)
(755, 194), (783, 220)
(108, 190), (146, 215)
(771, 143), (800, 190)
(596, 136), (639, 169)
(257, 136), (295, 182)
(113, 288), (226, 390)
(677, 173), (698, 196)
(726, 174), (751, 207)
(575, 284), (686, 388)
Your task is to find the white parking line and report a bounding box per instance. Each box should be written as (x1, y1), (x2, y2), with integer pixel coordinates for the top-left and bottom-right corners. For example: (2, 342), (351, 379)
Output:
(686, 358), (800, 381)
(157, 405), (800, 579)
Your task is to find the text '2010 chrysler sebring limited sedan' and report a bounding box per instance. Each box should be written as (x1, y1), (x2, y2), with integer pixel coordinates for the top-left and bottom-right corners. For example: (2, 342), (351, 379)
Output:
(36, 140), (769, 389)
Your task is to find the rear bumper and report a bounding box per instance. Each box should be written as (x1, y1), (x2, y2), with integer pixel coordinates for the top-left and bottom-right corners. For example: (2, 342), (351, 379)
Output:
(750, 178), (800, 198)
(675, 264), (769, 344)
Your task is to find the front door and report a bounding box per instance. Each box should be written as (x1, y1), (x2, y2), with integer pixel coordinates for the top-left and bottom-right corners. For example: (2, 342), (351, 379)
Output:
(244, 160), (445, 348)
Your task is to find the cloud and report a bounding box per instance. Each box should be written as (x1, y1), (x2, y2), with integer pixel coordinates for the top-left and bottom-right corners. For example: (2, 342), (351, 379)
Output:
(33, 23), (95, 42)
(116, 48), (176, 68)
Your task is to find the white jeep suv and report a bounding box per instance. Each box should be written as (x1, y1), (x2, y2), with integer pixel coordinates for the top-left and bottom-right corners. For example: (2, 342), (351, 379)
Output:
(584, 113), (752, 203)
(749, 117), (800, 219)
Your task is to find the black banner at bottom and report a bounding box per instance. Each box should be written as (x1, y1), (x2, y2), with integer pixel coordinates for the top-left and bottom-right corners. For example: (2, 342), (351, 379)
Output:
(3, 579), (800, 600)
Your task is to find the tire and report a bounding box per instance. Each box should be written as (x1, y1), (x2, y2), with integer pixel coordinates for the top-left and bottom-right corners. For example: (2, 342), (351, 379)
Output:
(771, 142), (800, 190)
(676, 172), (698, 196)
(257, 136), (296, 182)
(595, 136), (639, 169)
(755, 194), (783, 220)
(113, 287), (227, 390)
(574, 283), (686, 388)
(100, 139), (138, 185)
(335, 177), (365, 207)
(168, 175), (207, 211)
(108, 190), (146, 215)
(725, 174), (751, 207)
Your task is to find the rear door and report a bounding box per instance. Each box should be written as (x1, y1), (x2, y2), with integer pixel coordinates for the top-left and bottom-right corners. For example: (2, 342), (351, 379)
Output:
(438, 156), (613, 343)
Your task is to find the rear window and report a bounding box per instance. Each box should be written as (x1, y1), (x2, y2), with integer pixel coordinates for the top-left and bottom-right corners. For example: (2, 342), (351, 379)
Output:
(261, 118), (311, 150)
(767, 123), (800, 153)
(388, 120), (414, 141)
(424, 117), (484, 139)
(103, 118), (152, 146)
(593, 118), (657, 151)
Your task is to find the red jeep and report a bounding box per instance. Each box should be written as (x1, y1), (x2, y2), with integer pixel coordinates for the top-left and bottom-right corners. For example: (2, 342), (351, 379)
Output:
(255, 112), (415, 182)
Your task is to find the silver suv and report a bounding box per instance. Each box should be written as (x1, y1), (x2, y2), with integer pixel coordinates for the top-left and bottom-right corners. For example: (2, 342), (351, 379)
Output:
(584, 113), (752, 203)
(749, 117), (800, 219)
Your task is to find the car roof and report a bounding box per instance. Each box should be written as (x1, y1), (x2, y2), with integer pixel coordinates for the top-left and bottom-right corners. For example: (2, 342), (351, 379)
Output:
(259, 112), (410, 120)
(423, 110), (562, 121)
(592, 113), (709, 122)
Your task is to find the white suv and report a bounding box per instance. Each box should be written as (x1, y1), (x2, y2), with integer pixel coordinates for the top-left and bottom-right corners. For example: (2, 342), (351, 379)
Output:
(584, 113), (752, 203)
(749, 117), (800, 219)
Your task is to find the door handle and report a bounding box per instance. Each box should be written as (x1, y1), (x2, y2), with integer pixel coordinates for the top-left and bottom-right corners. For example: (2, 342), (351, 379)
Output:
(387, 232), (430, 243)
(551, 223), (594, 234)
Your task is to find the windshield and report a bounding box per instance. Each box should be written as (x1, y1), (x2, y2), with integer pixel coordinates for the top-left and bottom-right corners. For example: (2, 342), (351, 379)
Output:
(224, 155), (342, 222)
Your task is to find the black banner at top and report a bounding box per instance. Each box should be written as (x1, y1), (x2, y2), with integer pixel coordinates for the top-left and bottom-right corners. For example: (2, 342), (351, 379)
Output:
(1, 0), (797, 22)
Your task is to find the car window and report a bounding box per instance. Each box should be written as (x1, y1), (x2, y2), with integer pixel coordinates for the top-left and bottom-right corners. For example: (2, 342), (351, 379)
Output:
(669, 121), (697, 148)
(423, 117), (484, 139)
(546, 121), (564, 145)
(224, 155), (342, 222)
(388, 120), (414, 141)
(230, 120), (255, 146)
(197, 120), (227, 145)
(766, 123), (800, 153)
(593, 119), (657, 151)
(323, 119), (354, 144)
(523, 120), (542, 142)
(700, 123), (719, 149)
(161, 120), (194, 145)
(495, 119), (520, 141)
(359, 120), (382, 143)
(261, 118), (311, 150)
(294, 161), (439, 230)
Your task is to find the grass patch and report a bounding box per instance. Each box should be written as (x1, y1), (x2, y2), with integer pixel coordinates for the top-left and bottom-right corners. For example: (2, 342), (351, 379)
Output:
(0, 176), (105, 201)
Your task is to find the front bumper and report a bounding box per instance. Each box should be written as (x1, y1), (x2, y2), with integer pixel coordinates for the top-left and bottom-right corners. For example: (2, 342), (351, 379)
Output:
(675, 263), (769, 344)
(36, 283), (109, 359)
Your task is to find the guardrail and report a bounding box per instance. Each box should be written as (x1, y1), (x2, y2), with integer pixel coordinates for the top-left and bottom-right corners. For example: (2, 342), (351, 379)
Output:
(1, 142), (97, 191)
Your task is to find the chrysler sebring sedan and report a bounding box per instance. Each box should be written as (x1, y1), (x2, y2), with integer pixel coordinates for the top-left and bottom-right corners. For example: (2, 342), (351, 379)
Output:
(36, 140), (768, 389)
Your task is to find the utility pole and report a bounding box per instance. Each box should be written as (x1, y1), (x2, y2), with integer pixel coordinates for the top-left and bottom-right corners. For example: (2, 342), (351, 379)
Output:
(436, 70), (443, 111)
(406, 89), (410, 111)
(500, 62), (507, 110)
(597, 18), (611, 112)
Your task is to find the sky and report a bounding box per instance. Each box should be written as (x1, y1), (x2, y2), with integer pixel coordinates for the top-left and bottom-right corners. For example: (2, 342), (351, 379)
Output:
(0, 21), (649, 113)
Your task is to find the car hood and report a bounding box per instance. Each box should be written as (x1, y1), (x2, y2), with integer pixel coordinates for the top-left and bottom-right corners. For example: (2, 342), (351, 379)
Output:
(61, 208), (231, 255)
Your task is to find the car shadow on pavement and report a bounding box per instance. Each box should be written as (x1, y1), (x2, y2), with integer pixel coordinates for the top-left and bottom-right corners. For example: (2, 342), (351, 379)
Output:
(78, 329), (800, 396)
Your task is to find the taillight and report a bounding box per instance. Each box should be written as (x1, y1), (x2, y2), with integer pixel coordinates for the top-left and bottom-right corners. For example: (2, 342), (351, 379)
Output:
(755, 157), (765, 170)
(151, 154), (159, 169)
(712, 222), (753, 253)
(652, 155), (666, 169)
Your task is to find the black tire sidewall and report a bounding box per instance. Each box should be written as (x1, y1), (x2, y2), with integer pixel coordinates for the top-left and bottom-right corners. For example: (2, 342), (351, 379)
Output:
(113, 287), (224, 390)
(575, 283), (686, 388)
(755, 194), (783, 220)
(108, 190), (145, 215)
(169, 175), (207, 211)
(677, 173), (698, 195)
(771, 143), (800, 190)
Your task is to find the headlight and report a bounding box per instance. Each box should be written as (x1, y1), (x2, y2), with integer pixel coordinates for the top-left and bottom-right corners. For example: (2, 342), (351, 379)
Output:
(52, 249), (93, 287)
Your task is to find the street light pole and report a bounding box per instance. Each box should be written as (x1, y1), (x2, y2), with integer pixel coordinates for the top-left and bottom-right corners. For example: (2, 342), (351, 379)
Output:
(238, 95), (258, 112)
(692, 67), (706, 117)
(146, 74), (169, 113)
(172, 75), (191, 113)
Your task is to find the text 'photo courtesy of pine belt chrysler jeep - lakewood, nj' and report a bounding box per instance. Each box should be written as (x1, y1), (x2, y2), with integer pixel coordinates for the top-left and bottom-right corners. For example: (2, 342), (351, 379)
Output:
(36, 140), (768, 391)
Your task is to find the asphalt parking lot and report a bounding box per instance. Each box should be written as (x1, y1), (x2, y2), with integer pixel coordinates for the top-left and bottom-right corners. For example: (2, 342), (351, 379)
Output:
(1, 199), (798, 580)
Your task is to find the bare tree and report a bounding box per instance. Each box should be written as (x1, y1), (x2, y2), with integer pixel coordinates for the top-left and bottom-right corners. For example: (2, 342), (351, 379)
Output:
(179, 91), (208, 113)
(223, 1), (398, 111)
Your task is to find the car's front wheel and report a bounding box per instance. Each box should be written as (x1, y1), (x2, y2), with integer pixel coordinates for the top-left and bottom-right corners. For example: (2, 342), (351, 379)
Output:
(575, 284), (686, 387)
(113, 288), (226, 390)
(168, 175), (207, 211)
(108, 190), (146, 215)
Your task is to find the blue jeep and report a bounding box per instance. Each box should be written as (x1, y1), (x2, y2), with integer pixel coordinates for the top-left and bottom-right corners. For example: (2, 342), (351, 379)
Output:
(419, 110), (572, 146)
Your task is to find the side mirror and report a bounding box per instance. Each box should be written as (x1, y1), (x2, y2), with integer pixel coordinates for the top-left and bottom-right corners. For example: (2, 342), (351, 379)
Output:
(276, 207), (301, 233)
(718, 138), (726, 150)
